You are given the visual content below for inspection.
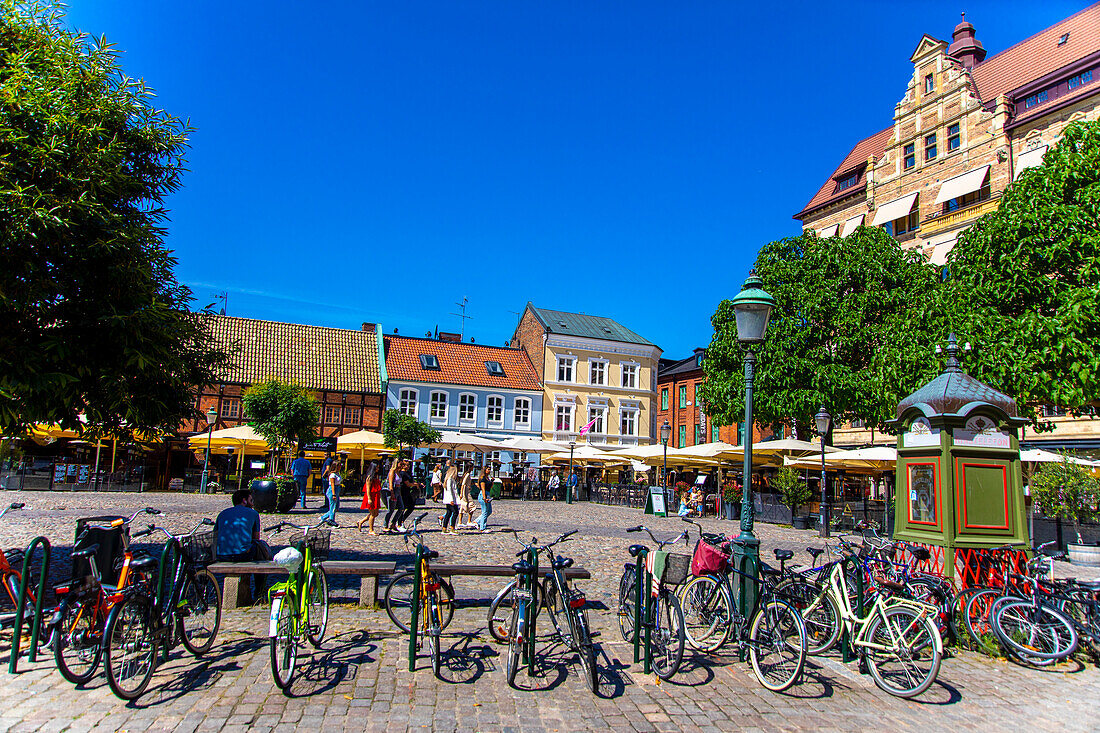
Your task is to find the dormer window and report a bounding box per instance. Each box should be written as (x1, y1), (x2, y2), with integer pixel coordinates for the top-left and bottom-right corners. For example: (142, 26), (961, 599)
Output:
(419, 354), (440, 370)
(1069, 70), (1093, 90)
(835, 170), (860, 192)
(485, 361), (505, 376)
(1024, 90), (1048, 109)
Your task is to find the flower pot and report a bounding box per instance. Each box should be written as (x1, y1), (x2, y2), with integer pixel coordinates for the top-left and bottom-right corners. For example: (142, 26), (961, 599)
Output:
(792, 515), (810, 530)
(1068, 543), (1100, 567)
(250, 478), (278, 513)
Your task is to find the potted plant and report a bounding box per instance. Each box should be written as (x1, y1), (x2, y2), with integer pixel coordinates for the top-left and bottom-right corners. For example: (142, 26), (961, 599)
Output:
(1030, 458), (1100, 565)
(721, 480), (742, 520)
(774, 466), (813, 530)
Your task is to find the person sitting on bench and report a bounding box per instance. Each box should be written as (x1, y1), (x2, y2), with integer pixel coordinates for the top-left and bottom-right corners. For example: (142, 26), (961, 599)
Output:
(216, 489), (273, 562)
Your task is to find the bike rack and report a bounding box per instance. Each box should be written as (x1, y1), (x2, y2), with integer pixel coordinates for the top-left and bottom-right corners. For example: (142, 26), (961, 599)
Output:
(408, 545), (423, 672)
(630, 548), (651, 673)
(8, 536), (51, 674)
(523, 547), (539, 677)
(839, 555), (866, 669)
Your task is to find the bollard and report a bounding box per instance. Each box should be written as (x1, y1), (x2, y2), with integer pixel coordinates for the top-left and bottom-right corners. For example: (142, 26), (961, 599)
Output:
(9, 536), (51, 673)
(408, 547), (422, 672)
(632, 549), (648, 664)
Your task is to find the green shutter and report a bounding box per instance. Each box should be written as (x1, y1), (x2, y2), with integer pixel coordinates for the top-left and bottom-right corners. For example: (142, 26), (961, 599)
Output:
(678, 425), (686, 448)
(711, 425), (719, 443)
(661, 388), (668, 410)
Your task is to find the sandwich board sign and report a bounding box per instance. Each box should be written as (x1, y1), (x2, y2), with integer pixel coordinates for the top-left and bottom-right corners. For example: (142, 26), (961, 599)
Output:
(644, 485), (667, 517)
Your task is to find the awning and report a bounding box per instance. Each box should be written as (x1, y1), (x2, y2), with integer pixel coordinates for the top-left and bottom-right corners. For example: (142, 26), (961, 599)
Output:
(1015, 146), (1048, 179)
(934, 165), (990, 204)
(818, 223), (839, 237)
(928, 242), (953, 266)
(840, 214), (865, 236)
(870, 192), (919, 226)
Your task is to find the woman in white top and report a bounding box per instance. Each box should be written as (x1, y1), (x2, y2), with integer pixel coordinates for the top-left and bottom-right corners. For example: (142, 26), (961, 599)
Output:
(441, 460), (460, 534)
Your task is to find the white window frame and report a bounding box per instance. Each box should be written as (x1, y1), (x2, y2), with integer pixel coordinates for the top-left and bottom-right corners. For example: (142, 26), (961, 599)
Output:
(620, 408), (637, 437)
(557, 356), (576, 383)
(398, 388), (419, 417)
(589, 359), (607, 386)
(458, 392), (477, 425)
(344, 406), (361, 426)
(514, 397), (531, 429)
(486, 394), (504, 427)
(221, 398), (241, 419)
(429, 391), (448, 424)
(587, 406), (606, 435)
(621, 362), (639, 389)
(555, 404), (574, 432)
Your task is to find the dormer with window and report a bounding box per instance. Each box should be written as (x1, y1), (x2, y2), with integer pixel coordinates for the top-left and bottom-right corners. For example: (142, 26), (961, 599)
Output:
(485, 361), (505, 377)
(419, 354), (440, 370)
(832, 165), (865, 195)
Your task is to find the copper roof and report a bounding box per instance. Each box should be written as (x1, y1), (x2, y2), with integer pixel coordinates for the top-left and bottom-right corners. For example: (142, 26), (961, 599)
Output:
(528, 304), (656, 346)
(384, 336), (541, 391)
(794, 127), (893, 219)
(203, 315), (382, 394)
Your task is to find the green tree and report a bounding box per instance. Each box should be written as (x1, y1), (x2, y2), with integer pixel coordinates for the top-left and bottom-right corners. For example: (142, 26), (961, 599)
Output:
(382, 409), (442, 456)
(1029, 458), (1099, 544)
(944, 120), (1100, 425)
(0, 1), (228, 438)
(700, 227), (942, 435)
(242, 379), (318, 472)
(772, 466), (812, 518)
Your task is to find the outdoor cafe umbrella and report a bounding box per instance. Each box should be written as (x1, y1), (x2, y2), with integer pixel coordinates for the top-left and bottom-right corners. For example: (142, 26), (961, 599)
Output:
(784, 445), (897, 474)
(428, 431), (504, 453)
(188, 424), (272, 491)
(1019, 448), (1099, 466)
(336, 429), (389, 473)
(545, 445), (627, 464)
(493, 436), (566, 454)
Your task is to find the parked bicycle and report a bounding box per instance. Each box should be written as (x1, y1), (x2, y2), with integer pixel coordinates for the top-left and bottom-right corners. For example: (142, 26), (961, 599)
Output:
(383, 516), (455, 637)
(0, 502), (53, 649)
(385, 514), (447, 677)
(265, 518), (334, 690)
(102, 517), (222, 700)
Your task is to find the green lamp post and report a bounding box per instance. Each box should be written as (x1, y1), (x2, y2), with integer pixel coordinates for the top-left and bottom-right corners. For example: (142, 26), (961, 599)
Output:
(730, 271), (775, 616)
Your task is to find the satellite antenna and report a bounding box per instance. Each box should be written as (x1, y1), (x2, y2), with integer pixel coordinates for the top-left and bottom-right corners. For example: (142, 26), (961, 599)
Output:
(450, 297), (473, 338)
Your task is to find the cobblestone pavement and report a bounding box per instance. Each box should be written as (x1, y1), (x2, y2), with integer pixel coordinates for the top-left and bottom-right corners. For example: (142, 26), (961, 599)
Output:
(1, 490), (1099, 732)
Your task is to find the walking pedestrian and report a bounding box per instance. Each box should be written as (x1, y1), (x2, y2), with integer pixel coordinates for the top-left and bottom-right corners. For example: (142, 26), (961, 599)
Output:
(319, 451), (335, 513)
(397, 459), (421, 529)
(383, 459), (405, 532)
(430, 462), (444, 501)
(476, 465), (493, 532)
(290, 450), (312, 510)
(441, 460), (460, 534)
(458, 464), (478, 530)
(547, 469), (560, 501)
(357, 461), (381, 534)
(321, 458), (343, 524)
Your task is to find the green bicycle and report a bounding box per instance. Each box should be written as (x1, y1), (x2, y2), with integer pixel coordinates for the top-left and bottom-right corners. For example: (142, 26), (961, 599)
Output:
(264, 519), (334, 692)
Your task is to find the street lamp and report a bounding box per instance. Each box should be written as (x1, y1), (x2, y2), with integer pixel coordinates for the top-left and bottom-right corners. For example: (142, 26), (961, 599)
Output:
(200, 406), (217, 494)
(660, 419), (671, 494)
(815, 406), (832, 538)
(567, 440), (576, 504)
(730, 271), (775, 615)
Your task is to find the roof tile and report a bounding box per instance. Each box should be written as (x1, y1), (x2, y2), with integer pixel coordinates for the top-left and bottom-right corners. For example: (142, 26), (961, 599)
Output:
(384, 336), (541, 391)
(794, 128), (893, 219)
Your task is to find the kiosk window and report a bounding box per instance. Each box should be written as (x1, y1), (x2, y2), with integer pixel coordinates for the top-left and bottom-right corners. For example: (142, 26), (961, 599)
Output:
(908, 463), (937, 524)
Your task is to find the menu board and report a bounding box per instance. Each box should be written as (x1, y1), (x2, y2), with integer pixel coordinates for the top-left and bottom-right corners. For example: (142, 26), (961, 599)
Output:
(78, 465), (91, 483)
(53, 464), (66, 483)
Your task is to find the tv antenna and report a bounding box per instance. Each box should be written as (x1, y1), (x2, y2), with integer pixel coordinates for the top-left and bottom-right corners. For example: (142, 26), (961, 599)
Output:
(451, 297), (473, 338)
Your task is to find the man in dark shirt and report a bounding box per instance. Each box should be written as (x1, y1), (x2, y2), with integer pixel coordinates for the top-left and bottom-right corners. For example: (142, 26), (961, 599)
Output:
(291, 451), (312, 510)
(216, 489), (272, 562)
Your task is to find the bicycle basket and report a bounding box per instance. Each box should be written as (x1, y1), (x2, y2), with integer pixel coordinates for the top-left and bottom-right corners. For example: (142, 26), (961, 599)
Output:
(180, 530), (216, 566)
(662, 553), (692, 585)
(301, 528), (331, 561)
(691, 538), (729, 577)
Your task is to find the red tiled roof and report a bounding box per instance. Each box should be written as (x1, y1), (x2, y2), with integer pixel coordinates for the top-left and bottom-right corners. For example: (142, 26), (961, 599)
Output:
(970, 3), (1100, 103)
(384, 336), (541, 391)
(794, 127), (893, 220)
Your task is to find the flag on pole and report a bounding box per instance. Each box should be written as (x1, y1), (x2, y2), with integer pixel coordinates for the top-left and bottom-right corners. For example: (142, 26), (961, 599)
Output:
(579, 417), (597, 436)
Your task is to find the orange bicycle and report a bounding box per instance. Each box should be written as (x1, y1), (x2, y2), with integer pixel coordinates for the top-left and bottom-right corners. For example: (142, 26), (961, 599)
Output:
(0, 503), (52, 649)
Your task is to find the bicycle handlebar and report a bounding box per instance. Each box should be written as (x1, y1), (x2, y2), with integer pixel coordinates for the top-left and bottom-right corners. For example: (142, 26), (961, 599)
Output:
(625, 524), (688, 550)
(265, 517), (337, 536)
(510, 527), (579, 556)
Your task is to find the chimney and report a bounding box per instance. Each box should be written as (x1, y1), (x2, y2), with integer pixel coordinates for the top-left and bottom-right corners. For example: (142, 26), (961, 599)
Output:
(947, 13), (986, 69)
(438, 331), (462, 343)
(361, 322), (376, 331)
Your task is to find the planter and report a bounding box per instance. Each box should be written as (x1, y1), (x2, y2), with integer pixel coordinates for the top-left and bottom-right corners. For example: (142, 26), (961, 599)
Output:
(1068, 543), (1100, 567)
(792, 515), (811, 530)
(250, 478), (299, 514)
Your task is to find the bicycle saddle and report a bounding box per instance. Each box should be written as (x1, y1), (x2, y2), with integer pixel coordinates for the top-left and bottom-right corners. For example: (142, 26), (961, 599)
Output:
(119, 553), (158, 573)
(909, 547), (931, 562)
(512, 560), (536, 575)
(71, 544), (100, 560)
(806, 547), (824, 560)
(773, 549), (793, 562)
(552, 557), (574, 570)
(424, 550), (440, 560)
(759, 562), (782, 577)
(627, 544), (647, 558)
(879, 579), (906, 592)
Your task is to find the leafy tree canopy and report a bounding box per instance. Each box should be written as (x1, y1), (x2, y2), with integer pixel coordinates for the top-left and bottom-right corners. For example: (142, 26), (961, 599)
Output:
(700, 227), (942, 435)
(945, 120), (1100, 424)
(242, 378), (318, 452)
(382, 409), (442, 453)
(0, 1), (228, 439)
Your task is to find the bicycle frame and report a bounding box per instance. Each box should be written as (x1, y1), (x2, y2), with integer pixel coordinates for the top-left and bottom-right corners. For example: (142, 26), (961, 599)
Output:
(268, 538), (314, 641)
(827, 563), (941, 658)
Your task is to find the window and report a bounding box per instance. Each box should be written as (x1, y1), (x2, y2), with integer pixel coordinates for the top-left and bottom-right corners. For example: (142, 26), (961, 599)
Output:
(486, 450), (502, 467)
(555, 404), (573, 432)
(1024, 90), (1048, 109)
(678, 425), (687, 449)
(324, 405), (342, 424)
(557, 356), (574, 382)
(398, 388), (418, 416)
(947, 123), (961, 152)
(221, 398), (241, 419)
(621, 363), (638, 389)
(835, 170), (860, 192)
(590, 360), (605, 386)
(942, 181), (991, 213)
(514, 398), (531, 427)
(882, 210), (920, 237)
(485, 361), (505, 376)
(711, 425), (719, 443)
(924, 133), (937, 161)
(737, 422), (745, 445)
(1069, 70), (1093, 90)
(344, 406), (361, 426)
(695, 353), (704, 367)
(419, 354), (440, 370)
(620, 409), (636, 437)
(903, 142), (915, 170)
(458, 393), (476, 423)
(588, 407), (605, 435)
(678, 385), (687, 408)
(1059, 32), (1070, 46)
(924, 74), (934, 94)
(696, 425), (704, 445)
(430, 391), (447, 422)
(486, 395), (503, 426)
(661, 388), (669, 410)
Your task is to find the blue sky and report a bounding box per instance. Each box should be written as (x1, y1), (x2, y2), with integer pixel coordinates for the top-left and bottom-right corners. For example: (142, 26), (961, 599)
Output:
(68, 1), (1085, 357)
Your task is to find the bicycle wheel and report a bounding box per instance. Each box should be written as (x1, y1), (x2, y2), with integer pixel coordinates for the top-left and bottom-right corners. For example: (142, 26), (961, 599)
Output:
(650, 590), (685, 680)
(1060, 589), (1100, 658)
(678, 574), (731, 652)
(617, 566), (636, 643)
(863, 607), (941, 698)
(963, 587), (1001, 651)
(306, 567), (329, 648)
(907, 577), (954, 645)
(178, 569), (221, 657)
(103, 596), (158, 701)
(776, 579), (841, 655)
(489, 580), (541, 644)
(748, 599), (807, 692)
(385, 570), (455, 633)
(571, 603), (598, 693)
(427, 593), (442, 678)
(269, 595), (298, 690)
(992, 599), (1077, 661)
(542, 577), (570, 643)
(53, 599), (102, 685)
(506, 603), (525, 688)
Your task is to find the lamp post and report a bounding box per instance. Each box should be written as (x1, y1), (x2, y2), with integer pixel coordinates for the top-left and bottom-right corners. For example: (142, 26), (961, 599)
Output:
(566, 440), (576, 504)
(200, 406), (217, 494)
(730, 271), (775, 616)
(815, 406), (832, 538)
(660, 419), (671, 502)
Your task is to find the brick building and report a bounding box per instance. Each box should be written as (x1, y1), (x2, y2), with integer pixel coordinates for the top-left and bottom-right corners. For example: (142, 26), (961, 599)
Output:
(796, 7), (1100, 451)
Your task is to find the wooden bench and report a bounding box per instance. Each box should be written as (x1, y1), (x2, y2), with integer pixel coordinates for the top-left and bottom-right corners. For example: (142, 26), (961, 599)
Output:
(429, 563), (591, 580)
(207, 560), (397, 610)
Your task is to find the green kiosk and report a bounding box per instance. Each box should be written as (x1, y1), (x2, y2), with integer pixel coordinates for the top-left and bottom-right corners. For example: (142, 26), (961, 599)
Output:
(886, 336), (1030, 586)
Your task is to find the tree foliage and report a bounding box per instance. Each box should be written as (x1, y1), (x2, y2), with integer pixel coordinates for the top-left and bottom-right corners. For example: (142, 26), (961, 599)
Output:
(773, 465), (812, 516)
(944, 120), (1100, 424)
(1029, 458), (1099, 544)
(0, 1), (228, 438)
(700, 227), (942, 434)
(242, 378), (318, 454)
(382, 409), (442, 454)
